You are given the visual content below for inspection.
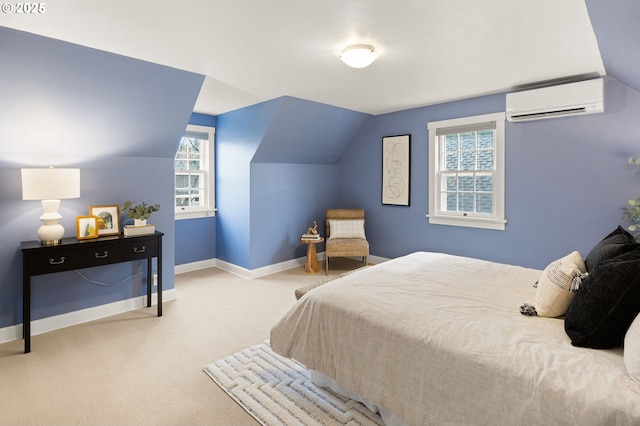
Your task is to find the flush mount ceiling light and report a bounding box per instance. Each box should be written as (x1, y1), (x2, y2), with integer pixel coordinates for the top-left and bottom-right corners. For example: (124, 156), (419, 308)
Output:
(340, 44), (377, 68)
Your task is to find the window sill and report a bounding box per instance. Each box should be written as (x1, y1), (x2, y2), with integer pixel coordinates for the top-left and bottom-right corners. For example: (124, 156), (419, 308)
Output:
(175, 209), (216, 220)
(426, 214), (506, 230)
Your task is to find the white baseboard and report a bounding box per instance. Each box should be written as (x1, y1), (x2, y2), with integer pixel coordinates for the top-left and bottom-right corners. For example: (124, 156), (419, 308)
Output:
(0, 289), (177, 346)
(176, 252), (390, 279)
(177, 254), (326, 279)
(175, 259), (217, 275)
(215, 254), (317, 279)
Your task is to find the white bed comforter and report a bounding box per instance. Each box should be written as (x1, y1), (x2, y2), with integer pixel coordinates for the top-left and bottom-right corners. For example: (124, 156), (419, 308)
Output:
(270, 252), (640, 426)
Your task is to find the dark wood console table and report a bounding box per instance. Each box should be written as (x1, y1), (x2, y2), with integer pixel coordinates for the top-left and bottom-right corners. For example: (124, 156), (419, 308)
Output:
(20, 231), (163, 353)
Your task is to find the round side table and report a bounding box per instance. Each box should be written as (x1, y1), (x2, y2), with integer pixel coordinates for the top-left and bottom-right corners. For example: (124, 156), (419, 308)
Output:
(300, 236), (324, 273)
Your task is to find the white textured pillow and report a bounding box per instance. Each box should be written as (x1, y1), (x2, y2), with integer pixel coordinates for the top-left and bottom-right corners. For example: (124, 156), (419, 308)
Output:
(535, 251), (587, 318)
(328, 219), (365, 239)
(625, 314), (640, 384)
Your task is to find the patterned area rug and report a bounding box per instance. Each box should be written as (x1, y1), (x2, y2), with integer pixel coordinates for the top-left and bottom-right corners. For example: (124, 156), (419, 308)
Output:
(204, 342), (383, 426)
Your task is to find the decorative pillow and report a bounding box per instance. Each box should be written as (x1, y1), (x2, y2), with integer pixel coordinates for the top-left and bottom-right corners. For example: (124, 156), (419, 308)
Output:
(565, 247), (640, 349)
(584, 226), (637, 272)
(624, 314), (640, 384)
(328, 219), (365, 239)
(534, 251), (587, 318)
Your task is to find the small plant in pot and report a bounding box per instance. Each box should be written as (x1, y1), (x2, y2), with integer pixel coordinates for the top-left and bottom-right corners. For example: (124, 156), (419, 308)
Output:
(623, 157), (640, 242)
(121, 201), (160, 226)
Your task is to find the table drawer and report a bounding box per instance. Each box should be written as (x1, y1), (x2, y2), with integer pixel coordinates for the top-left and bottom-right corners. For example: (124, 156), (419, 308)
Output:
(33, 249), (81, 275)
(123, 238), (157, 261)
(81, 244), (123, 267)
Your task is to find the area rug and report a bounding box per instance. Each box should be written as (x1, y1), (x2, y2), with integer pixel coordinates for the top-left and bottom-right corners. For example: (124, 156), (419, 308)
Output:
(204, 342), (383, 426)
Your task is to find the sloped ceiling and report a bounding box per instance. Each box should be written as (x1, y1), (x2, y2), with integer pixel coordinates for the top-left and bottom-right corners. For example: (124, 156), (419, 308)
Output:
(252, 97), (371, 165)
(0, 27), (204, 165)
(585, 0), (640, 95)
(0, 0), (606, 115)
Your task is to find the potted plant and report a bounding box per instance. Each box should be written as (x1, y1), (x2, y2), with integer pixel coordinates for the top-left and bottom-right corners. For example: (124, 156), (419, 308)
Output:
(120, 201), (160, 226)
(623, 157), (640, 241)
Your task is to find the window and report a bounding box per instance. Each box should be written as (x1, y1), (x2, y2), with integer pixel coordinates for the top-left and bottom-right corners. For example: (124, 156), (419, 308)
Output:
(174, 124), (215, 219)
(428, 112), (506, 230)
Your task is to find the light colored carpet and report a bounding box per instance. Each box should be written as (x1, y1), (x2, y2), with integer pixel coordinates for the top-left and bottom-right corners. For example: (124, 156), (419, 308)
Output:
(0, 257), (368, 425)
(204, 342), (383, 426)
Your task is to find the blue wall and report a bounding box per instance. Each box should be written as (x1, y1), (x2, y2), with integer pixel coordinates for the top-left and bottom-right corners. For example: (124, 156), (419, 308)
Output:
(250, 163), (338, 266)
(188, 112), (216, 128)
(215, 100), (279, 269)
(586, 0), (640, 95)
(338, 76), (640, 269)
(210, 78), (640, 272)
(175, 216), (216, 265)
(215, 96), (370, 270)
(174, 112), (217, 266)
(0, 27), (203, 329)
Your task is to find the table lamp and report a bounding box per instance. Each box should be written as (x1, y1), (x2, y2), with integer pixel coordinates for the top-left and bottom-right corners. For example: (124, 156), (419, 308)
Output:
(21, 167), (81, 245)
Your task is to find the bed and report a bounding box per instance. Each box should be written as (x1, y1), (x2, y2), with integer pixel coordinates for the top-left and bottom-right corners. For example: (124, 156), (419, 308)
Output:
(270, 248), (640, 426)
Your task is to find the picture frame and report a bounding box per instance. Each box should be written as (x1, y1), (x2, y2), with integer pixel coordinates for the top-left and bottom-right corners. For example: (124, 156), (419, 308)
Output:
(382, 134), (411, 206)
(76, 216), (99, 240)
(89, 205), (120, 236)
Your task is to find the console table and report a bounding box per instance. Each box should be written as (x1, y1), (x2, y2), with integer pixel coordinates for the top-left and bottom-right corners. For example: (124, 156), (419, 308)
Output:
(20, 231), (163, 353)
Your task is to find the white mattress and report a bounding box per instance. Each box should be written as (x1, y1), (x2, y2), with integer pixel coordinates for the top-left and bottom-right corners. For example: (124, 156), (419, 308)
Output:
(270, 252), (640, 425)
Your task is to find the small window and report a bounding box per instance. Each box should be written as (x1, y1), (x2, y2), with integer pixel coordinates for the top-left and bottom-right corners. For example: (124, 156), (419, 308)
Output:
(428, 112), (506, 230)
(174, 125), (215, 219)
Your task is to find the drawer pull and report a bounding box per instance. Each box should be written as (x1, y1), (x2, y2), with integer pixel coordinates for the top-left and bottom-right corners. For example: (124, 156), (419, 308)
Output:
(94, 251), (109, 259)
(49, 257), (65, 265)
(133, 246), (146, 253)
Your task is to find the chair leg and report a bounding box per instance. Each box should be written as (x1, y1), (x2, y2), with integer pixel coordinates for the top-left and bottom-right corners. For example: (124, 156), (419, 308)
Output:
(325, 257), (329, 275)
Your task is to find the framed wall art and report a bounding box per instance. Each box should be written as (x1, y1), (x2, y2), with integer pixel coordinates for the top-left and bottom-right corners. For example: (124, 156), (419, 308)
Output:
(76, 216), (99, 240)
(89, 205), (120, 236)
(382, 134), (411, 206)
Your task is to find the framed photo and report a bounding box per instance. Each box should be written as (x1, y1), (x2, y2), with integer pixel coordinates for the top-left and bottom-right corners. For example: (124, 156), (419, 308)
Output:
(382, 134), (411, 206)
(76, 216), (99, 240)
(89, 205), (120, 236)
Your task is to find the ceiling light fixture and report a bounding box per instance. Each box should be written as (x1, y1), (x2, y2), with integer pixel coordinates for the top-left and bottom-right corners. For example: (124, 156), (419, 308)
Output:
(340, 44), (377, 68)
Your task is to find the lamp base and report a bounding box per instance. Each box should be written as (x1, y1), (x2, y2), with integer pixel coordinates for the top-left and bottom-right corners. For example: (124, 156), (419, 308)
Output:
(38, 223), (64, 246)
(37, 200), (65, 245)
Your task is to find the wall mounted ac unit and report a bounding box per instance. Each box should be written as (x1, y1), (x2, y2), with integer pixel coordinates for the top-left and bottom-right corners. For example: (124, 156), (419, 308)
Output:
(506, 78), (604, 122)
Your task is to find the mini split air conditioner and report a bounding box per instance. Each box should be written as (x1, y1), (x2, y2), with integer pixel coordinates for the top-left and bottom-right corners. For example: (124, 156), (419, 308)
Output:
(506, 78), (604, 122)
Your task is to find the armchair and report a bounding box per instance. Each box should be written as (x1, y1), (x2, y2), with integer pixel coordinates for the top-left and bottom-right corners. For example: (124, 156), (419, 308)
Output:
(325, 208), (369, 275)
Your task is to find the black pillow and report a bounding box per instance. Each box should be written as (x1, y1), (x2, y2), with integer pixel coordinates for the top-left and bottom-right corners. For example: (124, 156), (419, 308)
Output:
(565, 247), (640, 349)
(584, 226), (637, 271)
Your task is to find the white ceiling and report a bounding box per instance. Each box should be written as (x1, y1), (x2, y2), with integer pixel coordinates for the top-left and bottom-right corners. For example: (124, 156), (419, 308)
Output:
(0, 0), (606, 115)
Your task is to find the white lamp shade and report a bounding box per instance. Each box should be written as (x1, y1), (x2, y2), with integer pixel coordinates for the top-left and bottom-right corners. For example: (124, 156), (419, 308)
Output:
(21, 168), (81, 200)
(340, 45), (377, 68)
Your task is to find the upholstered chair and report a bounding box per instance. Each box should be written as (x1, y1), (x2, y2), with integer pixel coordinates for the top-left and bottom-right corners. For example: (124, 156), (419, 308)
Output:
(325, 208), (369, 274)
